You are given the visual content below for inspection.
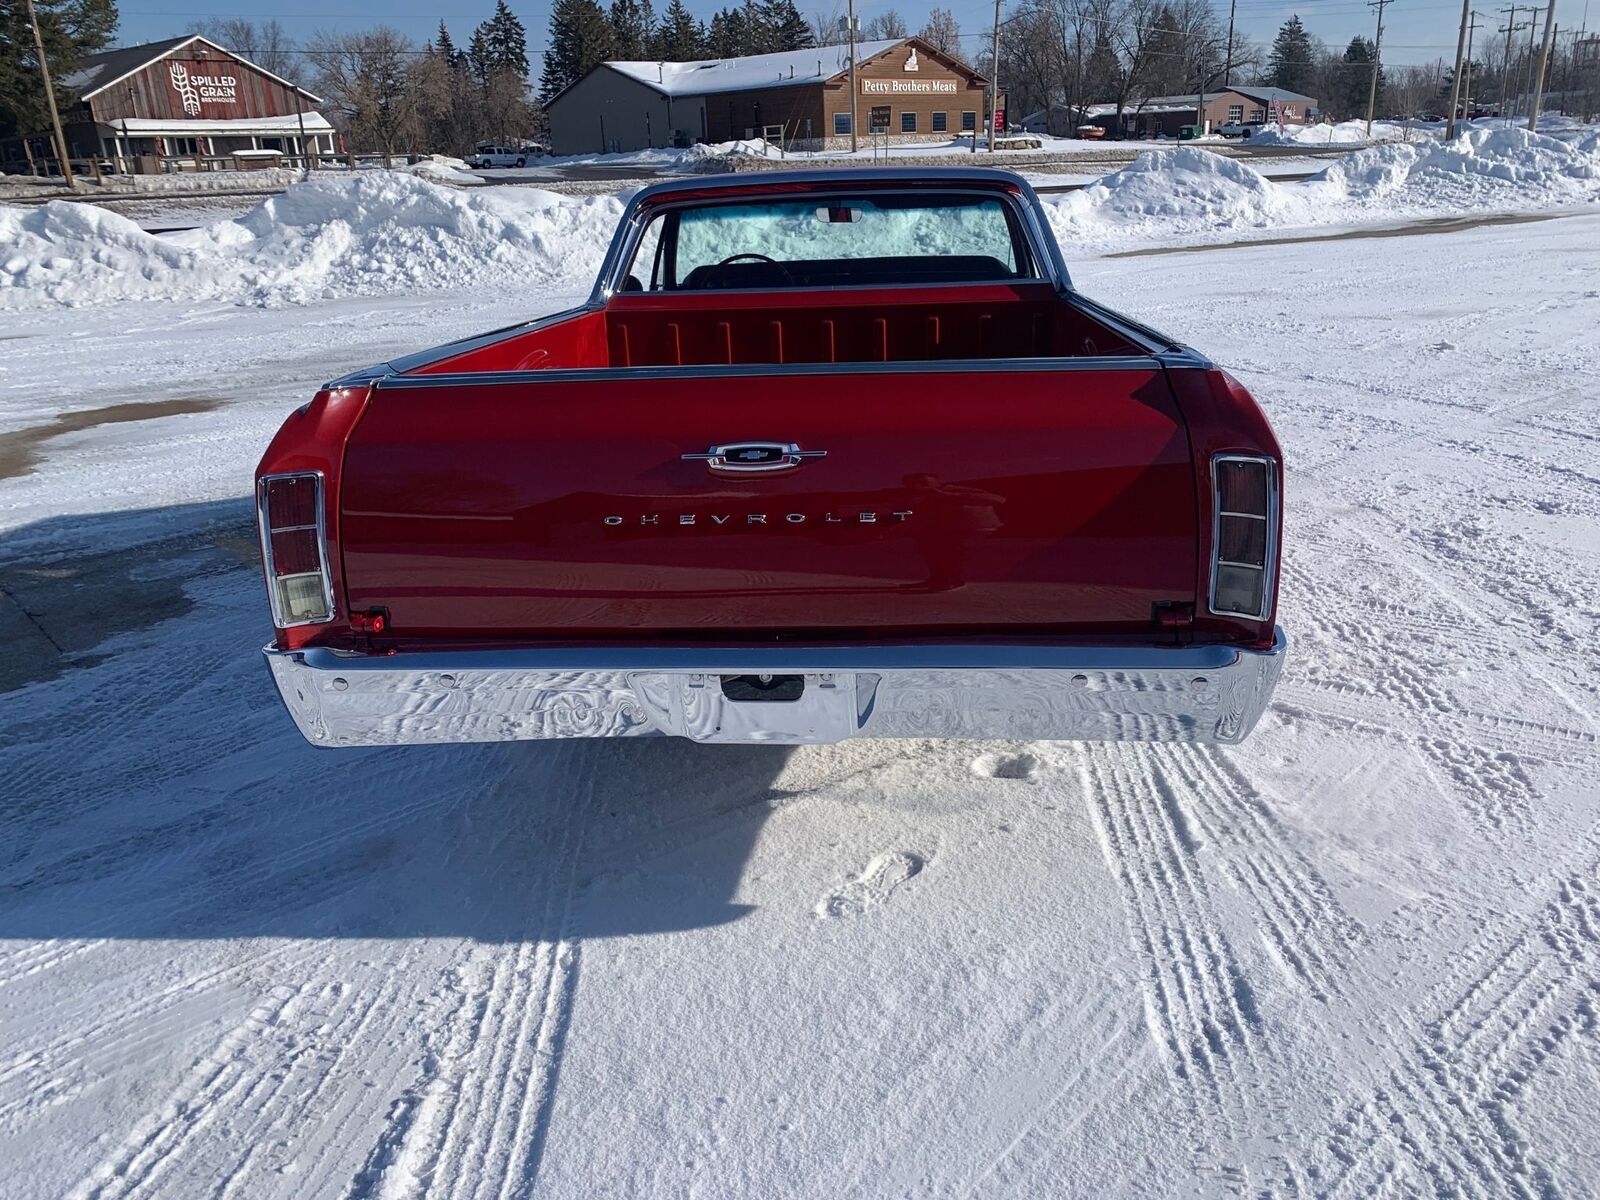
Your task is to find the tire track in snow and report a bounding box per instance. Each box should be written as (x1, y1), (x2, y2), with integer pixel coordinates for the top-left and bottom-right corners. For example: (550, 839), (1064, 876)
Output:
(64, 983), (305, 1200)
(0, 939), (322, 1124)
(211, 963), (427, 1200)
(1079, 746), (1263, 1124)
(1165, 745), (1366, 1004)
(1315, 864), (1600, 1199)
(343, 743), (596, 1200)
(0, 776), (459, 1112)
(0, 937), (108, 989)
(1277, 551), (1548, 837)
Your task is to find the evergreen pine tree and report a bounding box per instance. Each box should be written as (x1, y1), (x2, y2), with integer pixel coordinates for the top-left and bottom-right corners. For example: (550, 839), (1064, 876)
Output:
(540, 0), (615, 99)
(762, 0), (811, 51)
(739, 0), (771, 52)
(609, 0), (649, 58)
(1143, 6), (1186, 96)
(657, 0), (704, 58)
(477, 0), (530, 78)
(1085, 30), (1121, 111)
(1266, 15), (1316, 94)
(1334, 35), (1381, 117)
(468, 26), (492, 83)
(0, 0), (118, 142)
(708, 8), (745, 56)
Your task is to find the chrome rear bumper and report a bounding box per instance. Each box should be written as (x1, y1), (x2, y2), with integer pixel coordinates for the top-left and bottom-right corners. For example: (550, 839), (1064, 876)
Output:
(263, 631), (1286, 748)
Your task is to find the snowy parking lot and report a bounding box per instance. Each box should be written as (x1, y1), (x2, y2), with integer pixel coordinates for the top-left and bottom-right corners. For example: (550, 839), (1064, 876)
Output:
(3, 141), (1600, 1196)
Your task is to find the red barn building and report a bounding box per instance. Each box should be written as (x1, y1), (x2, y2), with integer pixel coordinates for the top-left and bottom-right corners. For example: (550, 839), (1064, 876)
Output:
(3, 35), (333, 174)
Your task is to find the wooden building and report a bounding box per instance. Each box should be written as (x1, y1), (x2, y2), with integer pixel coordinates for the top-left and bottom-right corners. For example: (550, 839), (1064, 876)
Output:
(2, 36), (332, 174)
(546, 38), (991, 155)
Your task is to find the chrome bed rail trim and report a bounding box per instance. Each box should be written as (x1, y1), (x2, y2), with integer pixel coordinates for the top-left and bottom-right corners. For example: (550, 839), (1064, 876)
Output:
(264, 630), (1286, 748)
(369, 354), (1170, 390)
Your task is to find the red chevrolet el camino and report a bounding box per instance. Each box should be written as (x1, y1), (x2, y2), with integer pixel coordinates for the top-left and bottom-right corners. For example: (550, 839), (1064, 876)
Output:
(256, 168), (1286, 747)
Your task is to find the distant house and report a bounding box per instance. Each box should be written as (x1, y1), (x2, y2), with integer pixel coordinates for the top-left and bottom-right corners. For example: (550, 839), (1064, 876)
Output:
(544, 38), (990, 155)
(1080, 87), (1320, 138)
(2, 35), (332, 174)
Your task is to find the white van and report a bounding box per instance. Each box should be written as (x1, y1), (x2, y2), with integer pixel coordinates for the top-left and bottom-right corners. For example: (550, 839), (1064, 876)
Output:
(469, 143), (545, 168)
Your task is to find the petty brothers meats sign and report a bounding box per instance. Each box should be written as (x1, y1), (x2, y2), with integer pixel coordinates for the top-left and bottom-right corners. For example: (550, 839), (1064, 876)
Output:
(862, 78), (959, 94)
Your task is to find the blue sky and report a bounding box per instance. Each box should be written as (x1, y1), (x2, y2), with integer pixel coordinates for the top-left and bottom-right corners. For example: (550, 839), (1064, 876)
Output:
(115, 0), (1507, 74)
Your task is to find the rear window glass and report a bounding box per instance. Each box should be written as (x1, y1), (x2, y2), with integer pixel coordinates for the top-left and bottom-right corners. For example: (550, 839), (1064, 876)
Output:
(629, 195), (1031, 292)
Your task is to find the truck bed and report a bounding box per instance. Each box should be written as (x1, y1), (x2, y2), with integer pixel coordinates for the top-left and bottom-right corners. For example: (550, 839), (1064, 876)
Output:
(333, 286), (1200, 643)
(405, 284), (1152, 376)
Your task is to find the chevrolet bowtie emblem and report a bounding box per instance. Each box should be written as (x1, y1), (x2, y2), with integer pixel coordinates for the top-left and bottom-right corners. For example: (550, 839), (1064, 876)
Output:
(682, 442), (827, 474)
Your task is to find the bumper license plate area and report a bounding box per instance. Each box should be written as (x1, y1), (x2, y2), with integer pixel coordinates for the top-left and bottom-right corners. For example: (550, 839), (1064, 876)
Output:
(720, 674), (805, 702)
(628, 671), (869, 744)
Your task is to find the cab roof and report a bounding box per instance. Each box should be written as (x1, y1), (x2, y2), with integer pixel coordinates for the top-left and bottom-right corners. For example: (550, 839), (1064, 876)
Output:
(629, 167), (1039, 209)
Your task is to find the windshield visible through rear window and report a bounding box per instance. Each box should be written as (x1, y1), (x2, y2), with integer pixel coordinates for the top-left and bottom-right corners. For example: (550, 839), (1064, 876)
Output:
(628, 195), (1031, 292)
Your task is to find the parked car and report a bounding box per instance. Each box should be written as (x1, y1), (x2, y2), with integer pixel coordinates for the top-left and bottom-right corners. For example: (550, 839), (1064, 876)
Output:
(257, 168), (1286, 748)
(1216, 121), (1263, 139)
(468, 142), (544, 168)
(1075, 124), (1107, 139)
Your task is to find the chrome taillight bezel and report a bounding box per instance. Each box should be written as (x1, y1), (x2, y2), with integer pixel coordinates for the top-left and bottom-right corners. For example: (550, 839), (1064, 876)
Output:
(257, 470), (336, 627)
(1208, 453), (1278, 621)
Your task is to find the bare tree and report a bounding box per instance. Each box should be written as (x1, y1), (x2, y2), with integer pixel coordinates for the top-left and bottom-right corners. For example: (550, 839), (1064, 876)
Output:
(865, 9), (908, 39)
(919, 7), (961, 55)
(191, 18), (304, 84)
(809, 2), (848, 46)
(306, 28), (420, 155)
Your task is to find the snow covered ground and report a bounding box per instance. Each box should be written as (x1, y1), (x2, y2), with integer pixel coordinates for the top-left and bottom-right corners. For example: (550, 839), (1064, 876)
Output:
(3, 158), (1600, 1197)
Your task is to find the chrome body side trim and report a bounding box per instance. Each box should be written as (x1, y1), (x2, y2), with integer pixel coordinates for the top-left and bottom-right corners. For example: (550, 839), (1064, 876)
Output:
(264, 630), (1287, 748)
(368, 354), (1169, 391)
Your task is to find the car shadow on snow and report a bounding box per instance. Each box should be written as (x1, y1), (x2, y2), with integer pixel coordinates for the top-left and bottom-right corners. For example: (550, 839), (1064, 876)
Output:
(0, 499), (791, 945)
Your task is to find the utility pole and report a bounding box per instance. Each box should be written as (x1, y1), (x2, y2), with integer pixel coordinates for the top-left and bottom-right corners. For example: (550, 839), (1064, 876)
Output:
(1521, 4), (1545, 112)
(1366, 0), (1393, 136)
(1224, 0), (1239, 85)
(847, 0), (858, 153)
(1448, 0), (1473, 134)
(1463, 10), (1482, 119)
(1499, 6), (1528, 114)
(23, 0), (77, 190)
(988, 0), (1003, 151)
(1529, 0), (1559, 124)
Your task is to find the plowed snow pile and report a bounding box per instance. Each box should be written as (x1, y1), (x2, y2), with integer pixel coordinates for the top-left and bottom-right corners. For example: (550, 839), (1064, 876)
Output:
(0, 173), (622, 309)
(1310, 126), (1600, 209)
(1044, 128), (1600, 249)
(1045, 147), (1312, 244)
(3, 128), (1598, 309)
(1245, 119), (1414, 146)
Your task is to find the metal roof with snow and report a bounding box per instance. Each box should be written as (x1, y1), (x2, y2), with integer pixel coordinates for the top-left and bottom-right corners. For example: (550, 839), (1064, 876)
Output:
(1143, 86), (1317, 108)
(60, 35), (321, 104)
(588, 40), (911, 99)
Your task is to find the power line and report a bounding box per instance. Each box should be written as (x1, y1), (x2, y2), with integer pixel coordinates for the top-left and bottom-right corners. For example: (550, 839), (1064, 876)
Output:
(1366, 0), (1393, 133)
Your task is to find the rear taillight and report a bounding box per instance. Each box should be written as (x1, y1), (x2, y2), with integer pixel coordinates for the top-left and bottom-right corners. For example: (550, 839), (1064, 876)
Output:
(1209, 454), (1277, 620)
(257, 471), (334, 626)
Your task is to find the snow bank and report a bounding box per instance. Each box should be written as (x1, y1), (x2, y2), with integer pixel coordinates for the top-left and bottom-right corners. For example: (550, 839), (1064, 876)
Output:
(1044, 147), (1311, 244)
(0, 173), (622, 309)
(1310, 126), (1600, 207)
(5, 129), (1599, 309)
(1044, 129), (1600, 249)
(1247, 119), (1414, 147)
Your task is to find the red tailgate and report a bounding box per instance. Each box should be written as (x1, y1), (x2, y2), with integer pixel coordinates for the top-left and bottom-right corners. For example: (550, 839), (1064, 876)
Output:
(337, 367), (1196, 640)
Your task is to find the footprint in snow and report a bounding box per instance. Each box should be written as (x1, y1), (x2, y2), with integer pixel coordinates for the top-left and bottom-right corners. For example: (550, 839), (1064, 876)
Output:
(815, 851), (926, 919)
(970, 751), (1041, 781)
